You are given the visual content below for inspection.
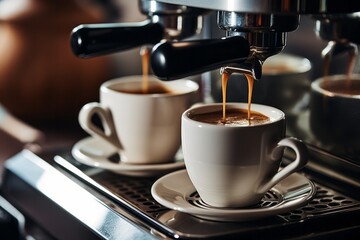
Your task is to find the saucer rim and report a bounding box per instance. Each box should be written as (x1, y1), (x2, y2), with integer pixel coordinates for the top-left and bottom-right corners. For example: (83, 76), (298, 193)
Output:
(151, 169), (316, 221)
(72, 137), (185, 172)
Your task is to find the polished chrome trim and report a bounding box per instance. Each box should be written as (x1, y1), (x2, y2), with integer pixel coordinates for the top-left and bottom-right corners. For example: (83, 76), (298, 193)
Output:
(1, 150), (157, 240)
(156, 0), (360, 13)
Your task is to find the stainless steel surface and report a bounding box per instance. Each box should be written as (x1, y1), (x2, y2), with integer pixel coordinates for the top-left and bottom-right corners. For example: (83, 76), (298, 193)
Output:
(220, 54), (263, 79)
(315, 13), (360, 66)
(139, 0), (206, 40)
(156, 0), (360, 13)
(315, 13), (360, 44)
(0, 150), (158, 240)
(218, 12), (299, 67)
(217, 11), (299, 32)
(140, 0), (200, 15)
(151, 0), (360, 80)
(0, 195), (27, 239)
(53, 150), (359, 239)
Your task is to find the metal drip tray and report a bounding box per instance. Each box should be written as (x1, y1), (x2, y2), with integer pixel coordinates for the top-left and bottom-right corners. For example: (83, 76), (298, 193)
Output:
(52, 152), (360, 239)
(1, 149), (359, 239)
(92, 169), (356, 223)
(280, 186), (358, 221)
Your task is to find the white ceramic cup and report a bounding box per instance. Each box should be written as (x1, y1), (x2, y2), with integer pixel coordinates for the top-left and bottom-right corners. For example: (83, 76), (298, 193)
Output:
(79, 75), (199, 164)
(181, 103), (308, 208)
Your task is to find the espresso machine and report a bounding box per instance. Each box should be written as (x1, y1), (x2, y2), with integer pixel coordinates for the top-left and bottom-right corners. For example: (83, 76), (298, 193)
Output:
(149, 1), (360, 80)
(0, 0), (359, 239)
(70, 0), (206, 58)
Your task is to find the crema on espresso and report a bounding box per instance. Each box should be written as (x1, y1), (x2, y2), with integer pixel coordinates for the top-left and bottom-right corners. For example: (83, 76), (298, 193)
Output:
(190, 108), (270, 126)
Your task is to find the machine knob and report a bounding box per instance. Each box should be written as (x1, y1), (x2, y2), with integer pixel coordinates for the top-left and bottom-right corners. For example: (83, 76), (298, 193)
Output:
(151, 36), (250, 80)
(71, 21), (164, 58)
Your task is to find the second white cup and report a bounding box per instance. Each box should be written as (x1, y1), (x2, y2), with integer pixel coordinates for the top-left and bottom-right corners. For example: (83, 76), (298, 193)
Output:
(79, 75), (199, 164)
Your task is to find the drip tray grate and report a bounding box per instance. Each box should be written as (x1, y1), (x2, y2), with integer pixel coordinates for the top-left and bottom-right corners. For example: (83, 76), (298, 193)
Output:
(279, 186), (358, 221)
(92, 170), (359, 222)
(55, 153), (360, 239)
(95, 174), (169, 217)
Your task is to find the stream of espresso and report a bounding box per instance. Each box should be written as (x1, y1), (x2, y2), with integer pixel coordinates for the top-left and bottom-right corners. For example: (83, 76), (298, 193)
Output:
(245, 73), (254, 120)
(346, 51), (357, 89)
(141, 46), (151, 93)
(323, 49), (356, 89)
(221, 71), (255, 124)
(221, 71), (230, 122)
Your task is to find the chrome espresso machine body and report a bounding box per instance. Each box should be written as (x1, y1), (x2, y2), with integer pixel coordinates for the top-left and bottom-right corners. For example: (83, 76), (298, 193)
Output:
(0, 1), (360, 239)
(70, 0), (206, 58)
(150, 0), (360, 80)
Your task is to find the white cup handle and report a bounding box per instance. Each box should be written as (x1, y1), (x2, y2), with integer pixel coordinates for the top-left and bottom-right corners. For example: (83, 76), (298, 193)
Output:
(258, 137), (308, 194)
(78, 102), (122, 149)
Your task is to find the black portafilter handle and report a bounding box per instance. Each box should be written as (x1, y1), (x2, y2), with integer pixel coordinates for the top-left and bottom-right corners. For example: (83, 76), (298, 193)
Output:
(151, 36), (250, 80)
(71, 21), (164, 58)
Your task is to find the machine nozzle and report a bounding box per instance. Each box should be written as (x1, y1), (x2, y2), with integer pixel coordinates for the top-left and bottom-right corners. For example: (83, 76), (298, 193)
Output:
(220, 57), (263, 80)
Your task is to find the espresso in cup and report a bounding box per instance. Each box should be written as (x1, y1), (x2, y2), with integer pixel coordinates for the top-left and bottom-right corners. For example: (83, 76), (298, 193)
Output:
(320, 78), (360, 95)
(190, 108), (270, 126)
(110, 80), (174, 95)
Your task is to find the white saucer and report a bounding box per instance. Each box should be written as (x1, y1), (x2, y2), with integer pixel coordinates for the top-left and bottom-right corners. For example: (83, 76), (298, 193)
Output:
(151, 169), (316, 222)
(71, 137), (185, 177)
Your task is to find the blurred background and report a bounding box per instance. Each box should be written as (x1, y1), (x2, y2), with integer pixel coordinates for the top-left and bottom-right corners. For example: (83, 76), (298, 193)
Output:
(0, 0), (145, 127)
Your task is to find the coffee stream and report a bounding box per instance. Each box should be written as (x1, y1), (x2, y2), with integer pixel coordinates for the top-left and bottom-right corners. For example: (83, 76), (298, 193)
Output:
(323, 48), (357, 92)
(221, 71), (230, 122)
(346, 50), (357, 89)
(221, 71), (256, 125)
(141, 46), (151, 93)
(137, 46), (174, 94)
(245, 73), (255, 120)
